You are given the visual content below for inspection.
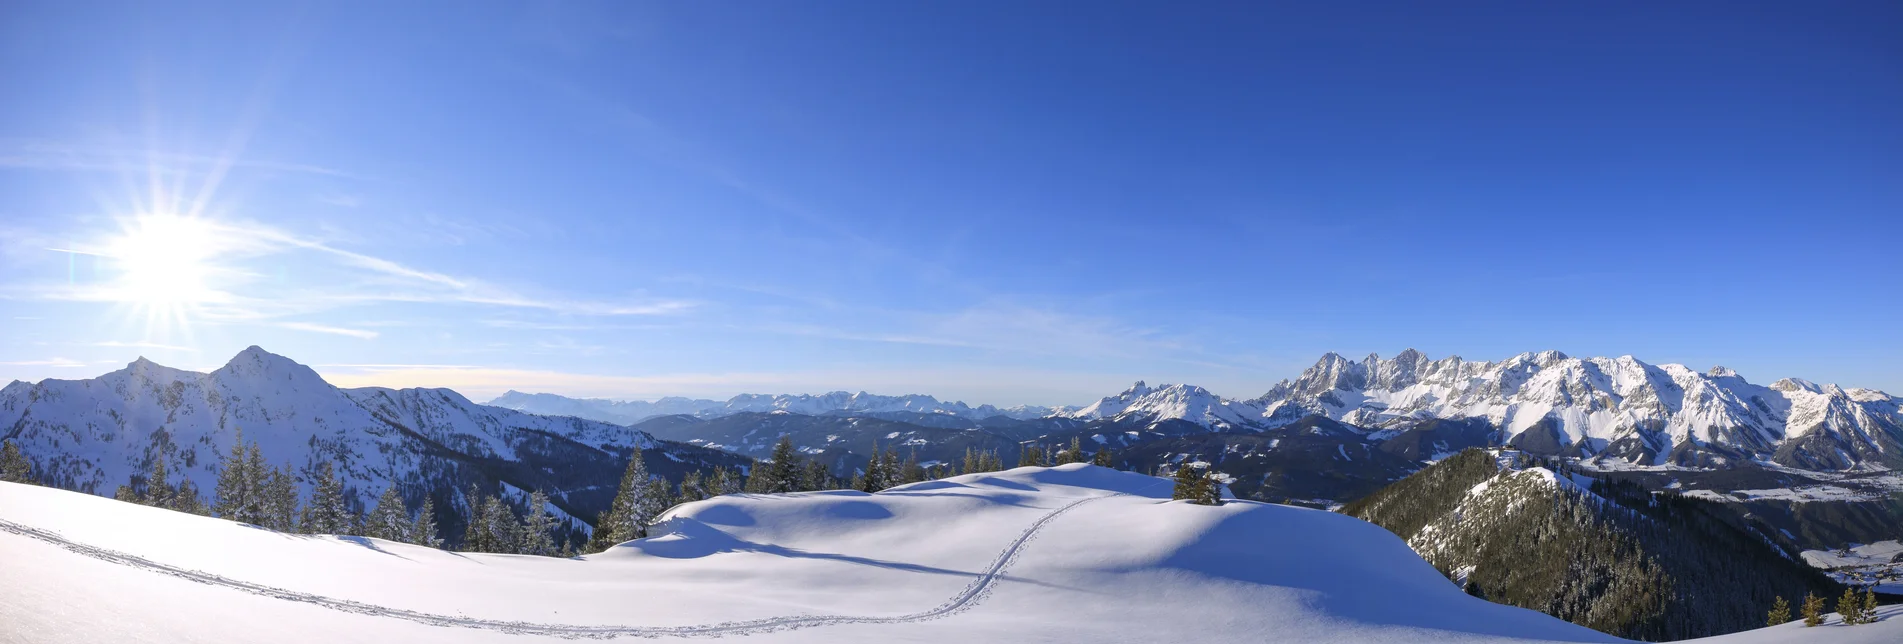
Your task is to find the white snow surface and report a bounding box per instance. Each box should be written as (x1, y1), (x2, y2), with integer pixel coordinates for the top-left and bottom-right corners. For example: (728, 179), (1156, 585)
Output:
(5, 465), (1893, 643)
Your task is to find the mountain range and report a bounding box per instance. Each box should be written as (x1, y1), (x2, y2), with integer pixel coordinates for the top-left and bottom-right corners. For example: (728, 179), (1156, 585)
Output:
(498, 350), (1903, 471)
(0, 347), (748, 538)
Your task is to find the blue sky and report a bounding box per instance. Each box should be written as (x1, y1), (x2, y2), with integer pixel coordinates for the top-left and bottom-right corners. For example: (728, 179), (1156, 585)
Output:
(1, 1), (1897, 405)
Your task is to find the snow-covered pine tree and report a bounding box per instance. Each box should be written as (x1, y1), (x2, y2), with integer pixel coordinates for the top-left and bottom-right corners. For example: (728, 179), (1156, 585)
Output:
(301, 461), (351, 535)
(637, 477), (674, 529)
(586, 448), (653, 553)
(142, 456), (174, 508)
(365, 486), (410, 542)
(721, 466), (745, 495)
(520, 490), (557, 556)
(114, 484), (139, 503)
(480, 495), (519, 554)
(880, 448), (901, 487)
(1197, 469), (1224, 506)
(1766, 596), (1791, 627)
(410, 496), (442, 548)
(678, 470), (706, 502)
(1800, 592), (1824, 626)
(765, 436), (802, 493)
(213, 429), (255, 522)
(260, 463), (300, 532)
(0, 439), (32, 484)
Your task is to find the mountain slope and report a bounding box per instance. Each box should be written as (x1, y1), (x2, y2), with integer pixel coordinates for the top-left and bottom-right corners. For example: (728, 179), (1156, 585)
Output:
(1345, 449), (1843, 641)
(7, 469), (1895, 643)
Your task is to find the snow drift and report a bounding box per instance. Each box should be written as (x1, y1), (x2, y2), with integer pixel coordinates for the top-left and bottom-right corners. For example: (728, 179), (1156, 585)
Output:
(1, 464), (1893, 643)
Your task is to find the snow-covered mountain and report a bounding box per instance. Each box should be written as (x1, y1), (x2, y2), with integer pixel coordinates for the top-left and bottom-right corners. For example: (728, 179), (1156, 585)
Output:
(0, 347), (739, 515)
(1060, 351), (1902, 471)
(1345, 449), (1844, 640)
(1249, 350), (1903, 470)
(488, 389), (1066, 425)
(1064, 380), (1263, 431)
(6, 466), (1891, 643)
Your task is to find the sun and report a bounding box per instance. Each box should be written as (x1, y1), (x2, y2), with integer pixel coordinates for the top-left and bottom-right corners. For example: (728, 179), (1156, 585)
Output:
(104, 214), (224, 305)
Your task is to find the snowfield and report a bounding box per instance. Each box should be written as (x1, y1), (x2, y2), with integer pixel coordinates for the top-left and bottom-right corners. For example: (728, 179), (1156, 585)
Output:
(2, 464), (1895, 643)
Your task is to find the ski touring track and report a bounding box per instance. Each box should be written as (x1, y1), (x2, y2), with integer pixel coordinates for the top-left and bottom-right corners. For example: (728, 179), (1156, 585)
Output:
(0, 486), (1146, 639)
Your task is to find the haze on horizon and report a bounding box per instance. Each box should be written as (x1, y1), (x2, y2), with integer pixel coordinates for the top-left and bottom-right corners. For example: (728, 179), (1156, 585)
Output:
(1, 2), (1897, 406)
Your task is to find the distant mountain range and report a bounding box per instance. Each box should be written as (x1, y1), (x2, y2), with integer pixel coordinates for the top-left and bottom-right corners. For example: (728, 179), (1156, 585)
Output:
(499, 349), (1903, 472)
(487, 390), (1070, 426)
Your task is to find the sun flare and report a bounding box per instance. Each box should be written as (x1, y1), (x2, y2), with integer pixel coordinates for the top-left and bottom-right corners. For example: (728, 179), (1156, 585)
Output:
(104, 214), (224, 305)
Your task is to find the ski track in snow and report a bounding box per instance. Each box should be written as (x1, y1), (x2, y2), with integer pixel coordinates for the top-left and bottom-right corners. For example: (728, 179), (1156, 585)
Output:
(0, 488), (1140, 639)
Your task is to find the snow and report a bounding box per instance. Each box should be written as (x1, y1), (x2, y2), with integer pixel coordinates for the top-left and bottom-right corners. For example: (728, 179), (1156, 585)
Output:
(6, 466), (1890, 643)
(1802, 540), (1903, 593)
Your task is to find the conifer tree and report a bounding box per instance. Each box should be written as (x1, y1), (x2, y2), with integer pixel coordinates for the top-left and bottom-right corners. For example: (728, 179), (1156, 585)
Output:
(143, 456), (174, 508)
(880, 448), (901, 486)
(1020, 444), (1048, 467)
(1172, 462), (1203, 501)
(638, 477), (674, 528)
(260, 464), (300, 532)
(520, 490), (557, 556)
(1860, 588), (1879, 625)
(801, 459), (833, 491)
(1091, 446), (1116, 468)
(1199, 469), (1225, 506)
(961, 447), (981, 475)
(410, 497), (442, 548)
(587, 448), (654, 553)
(365, 486), (410, 542)
(859, 442), (888, 493)
(213, 430), (257, 522)
(243, 444), (269, 521)
(1766, 596), (1790, 627)
(176, 476), (208, 515)
(764, 436), (802, 493)
(1800, 592), (1825, 626)
(1836, 587), (1864, 625)
(678, 470), (707, 502)
(0, 439), (31, 484)
(900, 450), (924, 485)
(479, 494), (519, 554)
(714, 466), (744, 495)
(114, 484), (140, 503)
(462, 488), (491, 552)
(301, 461), (351, 535)
(1055, 438), (1084, 465)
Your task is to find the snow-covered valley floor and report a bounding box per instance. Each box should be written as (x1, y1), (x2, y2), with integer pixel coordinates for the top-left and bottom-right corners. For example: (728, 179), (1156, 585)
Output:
(2, 464), (1896, 643)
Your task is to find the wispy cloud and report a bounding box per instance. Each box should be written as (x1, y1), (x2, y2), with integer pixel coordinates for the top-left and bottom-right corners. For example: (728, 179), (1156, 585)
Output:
(279, 322), (379, 339)
(0, 141), (357, 178)
(92, 340), (197, 352)
(0, 357), (87, 368)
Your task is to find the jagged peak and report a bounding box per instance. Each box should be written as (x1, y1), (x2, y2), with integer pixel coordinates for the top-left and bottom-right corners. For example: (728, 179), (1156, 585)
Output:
(1707, 366), (1739, 379)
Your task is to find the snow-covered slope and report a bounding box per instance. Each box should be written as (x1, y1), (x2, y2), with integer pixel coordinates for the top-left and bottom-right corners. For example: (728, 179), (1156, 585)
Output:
(5, 467), (1892, 643)
(488, 390), (1065, 425)
(0, 347), (677, 510)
